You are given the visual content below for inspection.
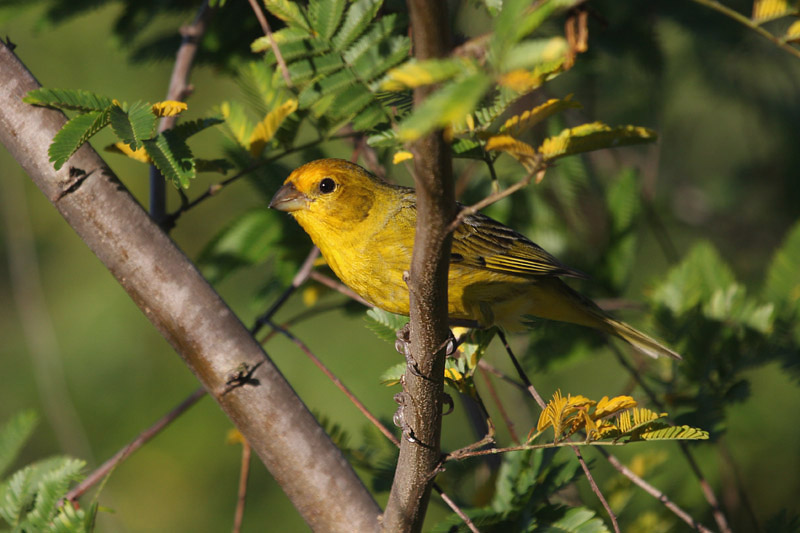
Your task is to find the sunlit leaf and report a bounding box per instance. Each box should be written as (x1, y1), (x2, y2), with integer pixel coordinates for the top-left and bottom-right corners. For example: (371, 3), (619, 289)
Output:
(392, 151), (413, 164)
(331, 0), (382, 51)
(143, 131), (195, 189)
(397, 73), (491, 142)
(380, 58), (467, 91)
(105, 141), (152, 163)
(539, 122), (657, 162)
(23, 88), (113, 112)
(593, 395), (637, 420)
(485, 134), (540, 172)
(499, 95), (581, 137)
(48, 108), (111, 170)
(308, 0), (346, 40)
(151, 100), (187, 117)
(262, 0), (311, 32)
(638, 425), (709, 441)
(110, 101), (157, 151)
(249, 98), (298, 156)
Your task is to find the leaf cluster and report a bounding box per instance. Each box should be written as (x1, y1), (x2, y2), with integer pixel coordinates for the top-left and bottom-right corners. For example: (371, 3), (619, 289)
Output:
(23, 89), (226, 188)
(0, 412), (93, 533)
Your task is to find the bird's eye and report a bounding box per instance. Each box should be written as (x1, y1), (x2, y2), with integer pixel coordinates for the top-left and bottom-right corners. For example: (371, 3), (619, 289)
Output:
(319, 177), (336, 194)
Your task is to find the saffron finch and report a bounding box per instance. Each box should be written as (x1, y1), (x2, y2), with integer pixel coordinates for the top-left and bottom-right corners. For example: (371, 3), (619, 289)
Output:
(270, 159), (680, 360)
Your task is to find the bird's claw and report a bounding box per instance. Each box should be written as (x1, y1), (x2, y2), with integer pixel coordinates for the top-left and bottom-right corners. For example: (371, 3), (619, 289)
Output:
(393, 391), (417, 443)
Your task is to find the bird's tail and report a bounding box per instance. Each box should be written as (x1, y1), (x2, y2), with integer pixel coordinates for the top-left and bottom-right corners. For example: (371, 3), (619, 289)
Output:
(513, 278), (682, 360)
(599, 316), (681, 360)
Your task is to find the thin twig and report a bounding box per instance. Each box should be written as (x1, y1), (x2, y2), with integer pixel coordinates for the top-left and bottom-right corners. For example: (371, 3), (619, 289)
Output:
(597, 448), (714, 533)
(63, 388), (207, 503)
(572, 445), (620, 533)
(496, 329), (546, 408)
(309, 270), (372, 307)
(690, 0), (800, 61)
(611, 346), (732, 533)
(247, 0), (292, 86)
(446, 162), (547, 234)
(151, 0), (213, 224)
(267, 320), (400, 447)
(232, 439), (251, 533)
(251, 247), (320, 335)
(479, 366), (520, 444)
(433, 483), (481, 533)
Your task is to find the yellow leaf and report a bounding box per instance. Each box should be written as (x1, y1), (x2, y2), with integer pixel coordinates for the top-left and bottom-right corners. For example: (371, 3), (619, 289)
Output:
(500, 96), (582, 137)
(785, 19), (800, 42)
(249, 99), (298, 156)
(302, 285), (321, 307)
(593, 395), (637, 420)
(752, 0), (792, 22)
(226, 428), (245, 445)
(151, 100), (188, 117)
(393, 151), (414, 164)
(497, 69), (543, 93)
(105, 141), (152, 164)
(539, 122), (657, 162)
(616, 407), (666, 434)
(380, 58), (466, 91)
(537, 390), (590, 439)
(485, 134), (540, 172)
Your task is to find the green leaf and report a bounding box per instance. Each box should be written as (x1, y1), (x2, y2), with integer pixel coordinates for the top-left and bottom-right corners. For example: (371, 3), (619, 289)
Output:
(262, 0), (311, 32)
(637, 425), (709, 441)
(539, 122), (657, 162)
(353, 35), (410, 84)
(285, 52), (345, 85)
(172, 117), (224, 139)
(109, 101), (157, 151)
(308, 0), (346, 40)
(651, 242), (736, 315)
(764, 219), (800, 317)
(23, 88), (113, 112)
(378, 363), (406, 386)
(48, 108), (112, 170)
(364, 307), (407, 343)
(545, 507), (611, 533)
(0, 411), (38, 479)
(331, 0), (383, 51)
(26, 458), (85, 530)
(351, 103), (389, 131)
(342, 14), (401, 68)
(143, 131), (195, 189)
(396, 73), (492, 142)
(502, 36), (567, 73)
(251, 26), (309, 53)
(327, 84), (374, 119)
(380, 56), (465, 91)
(198, 208), (285, 284)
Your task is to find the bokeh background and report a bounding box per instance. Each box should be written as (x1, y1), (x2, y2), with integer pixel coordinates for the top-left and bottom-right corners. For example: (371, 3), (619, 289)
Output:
(1, 1), (799, 531)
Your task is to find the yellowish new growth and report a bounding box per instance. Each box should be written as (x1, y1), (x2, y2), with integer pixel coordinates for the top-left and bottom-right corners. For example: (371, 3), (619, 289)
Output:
(106, 142), (152, 164)
(151, 100), (188, 117)
(249, 99), (298, 156)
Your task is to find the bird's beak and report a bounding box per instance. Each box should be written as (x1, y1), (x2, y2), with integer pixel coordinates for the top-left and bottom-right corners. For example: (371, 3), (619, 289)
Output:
(269, 182), (309, 212)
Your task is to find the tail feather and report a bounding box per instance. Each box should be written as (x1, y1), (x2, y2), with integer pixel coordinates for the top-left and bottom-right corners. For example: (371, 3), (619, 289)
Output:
(602, 317), (682, 360)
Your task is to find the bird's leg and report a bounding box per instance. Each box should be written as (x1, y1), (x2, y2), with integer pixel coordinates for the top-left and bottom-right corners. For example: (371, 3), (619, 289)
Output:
(442, 392), (454, 416)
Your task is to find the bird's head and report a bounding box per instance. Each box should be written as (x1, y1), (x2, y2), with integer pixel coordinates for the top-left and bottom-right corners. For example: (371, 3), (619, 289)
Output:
(269, 159), (392, 234)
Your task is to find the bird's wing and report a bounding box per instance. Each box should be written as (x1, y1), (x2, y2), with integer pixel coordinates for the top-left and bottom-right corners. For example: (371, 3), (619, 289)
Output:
(451, 211), (587, 279)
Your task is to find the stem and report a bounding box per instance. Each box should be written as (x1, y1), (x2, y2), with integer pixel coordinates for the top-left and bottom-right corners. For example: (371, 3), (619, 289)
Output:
(64, 388), (207, 503)
(247, 0), (293, 87)
(690, 0), (800, 60)
(232, 439), (251, 533)
(572, 445), (620, 533)
(150, 0), (213, 224)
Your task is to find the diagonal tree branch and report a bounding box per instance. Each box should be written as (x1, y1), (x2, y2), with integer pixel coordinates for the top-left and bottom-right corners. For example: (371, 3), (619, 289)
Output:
(0, 42), (381, 533)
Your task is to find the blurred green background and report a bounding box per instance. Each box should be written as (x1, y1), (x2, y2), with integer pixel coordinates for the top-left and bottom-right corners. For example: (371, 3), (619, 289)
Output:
(1, 1), (799, 531)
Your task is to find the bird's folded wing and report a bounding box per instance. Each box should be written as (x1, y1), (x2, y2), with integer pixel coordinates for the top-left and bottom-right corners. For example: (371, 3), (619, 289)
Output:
(452, 211), (587, 279)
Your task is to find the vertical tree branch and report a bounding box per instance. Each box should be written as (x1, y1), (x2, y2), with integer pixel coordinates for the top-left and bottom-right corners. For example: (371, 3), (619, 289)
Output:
(383, 2), (455, 531)
(0, 42), (381, 533)
(150, 0), (213, 224)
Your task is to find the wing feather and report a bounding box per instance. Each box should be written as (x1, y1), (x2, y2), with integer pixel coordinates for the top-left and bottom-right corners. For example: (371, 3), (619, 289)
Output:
(452, 210), (586, 279)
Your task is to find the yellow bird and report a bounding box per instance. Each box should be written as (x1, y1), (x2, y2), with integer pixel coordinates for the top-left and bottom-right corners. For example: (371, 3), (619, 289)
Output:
(270, 158), (680, 360)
